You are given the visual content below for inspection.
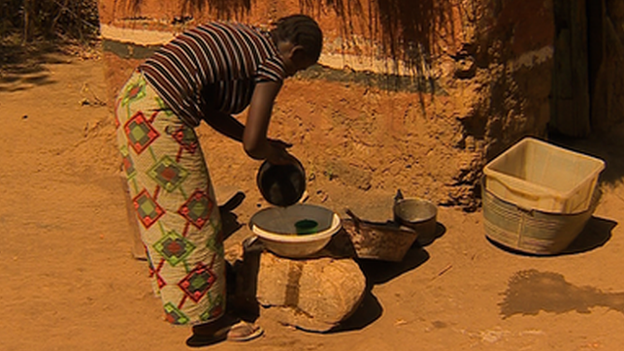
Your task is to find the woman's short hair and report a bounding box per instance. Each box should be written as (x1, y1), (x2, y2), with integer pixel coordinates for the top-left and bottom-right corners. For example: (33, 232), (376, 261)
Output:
(272, 14), (323, 62)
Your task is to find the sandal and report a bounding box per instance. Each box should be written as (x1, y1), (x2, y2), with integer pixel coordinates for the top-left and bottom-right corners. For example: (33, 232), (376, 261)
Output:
(185, 325), (229, 348)
(227, 321), (264, 342)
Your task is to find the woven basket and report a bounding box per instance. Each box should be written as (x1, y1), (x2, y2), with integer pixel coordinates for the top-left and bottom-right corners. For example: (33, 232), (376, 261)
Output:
(482, 179), (601, 255)
(342, 218), (418, 262)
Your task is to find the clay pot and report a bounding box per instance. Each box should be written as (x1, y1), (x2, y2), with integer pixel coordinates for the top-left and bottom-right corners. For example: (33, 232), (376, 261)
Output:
(256, 159), (306, 207)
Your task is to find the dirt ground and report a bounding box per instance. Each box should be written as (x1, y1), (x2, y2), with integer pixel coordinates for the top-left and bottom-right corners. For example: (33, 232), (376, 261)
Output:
(2, 50), (624, 351)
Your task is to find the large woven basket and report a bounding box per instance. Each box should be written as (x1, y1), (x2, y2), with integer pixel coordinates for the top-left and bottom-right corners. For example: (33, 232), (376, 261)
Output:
(481, 179), (601, 255)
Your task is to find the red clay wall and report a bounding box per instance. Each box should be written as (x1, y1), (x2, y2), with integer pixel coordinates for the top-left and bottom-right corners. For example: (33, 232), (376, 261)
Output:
(98, 0), (556, 209)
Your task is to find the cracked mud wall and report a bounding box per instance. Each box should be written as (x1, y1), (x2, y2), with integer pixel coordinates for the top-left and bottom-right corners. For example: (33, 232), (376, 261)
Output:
(98, 0), (557, 210)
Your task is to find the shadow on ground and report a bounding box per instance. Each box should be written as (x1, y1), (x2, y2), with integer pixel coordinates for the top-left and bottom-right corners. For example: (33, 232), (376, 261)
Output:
(562, 216), (617, 254)
(0, 39), (70, 92)
(329, 245), (430, 333)
(327, 223), (446, 332)
(219, 191), (246, 240)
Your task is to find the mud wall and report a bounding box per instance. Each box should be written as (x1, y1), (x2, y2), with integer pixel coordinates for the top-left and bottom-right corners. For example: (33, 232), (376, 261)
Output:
(98, 0), (556, 210)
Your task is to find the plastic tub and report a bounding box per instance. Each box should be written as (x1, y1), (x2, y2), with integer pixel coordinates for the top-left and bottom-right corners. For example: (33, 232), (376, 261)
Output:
(481, 178), (601, 255)
(483, 137), (605, 213)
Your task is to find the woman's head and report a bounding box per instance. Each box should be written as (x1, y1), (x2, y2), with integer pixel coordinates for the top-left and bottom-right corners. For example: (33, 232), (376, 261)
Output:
(271, 14), (323, 77)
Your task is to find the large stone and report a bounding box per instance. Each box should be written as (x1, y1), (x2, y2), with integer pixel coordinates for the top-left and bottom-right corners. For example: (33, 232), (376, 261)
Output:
(256, 252), (366, 332)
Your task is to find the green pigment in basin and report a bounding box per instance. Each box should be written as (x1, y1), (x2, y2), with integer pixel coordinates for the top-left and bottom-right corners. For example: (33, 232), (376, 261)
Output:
(295, 219), (318, 235)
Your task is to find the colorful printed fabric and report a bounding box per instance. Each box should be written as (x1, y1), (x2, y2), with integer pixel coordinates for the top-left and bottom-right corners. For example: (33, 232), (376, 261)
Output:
(115, 71), (226, 326)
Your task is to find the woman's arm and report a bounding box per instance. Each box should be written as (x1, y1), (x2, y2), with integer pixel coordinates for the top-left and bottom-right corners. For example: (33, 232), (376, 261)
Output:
(203, 110), (245, 142)
(202, 80), (294, 163)
(243, 80), (294, 164)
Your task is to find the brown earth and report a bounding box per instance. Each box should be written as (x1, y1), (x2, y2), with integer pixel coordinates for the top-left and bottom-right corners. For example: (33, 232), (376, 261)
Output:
(2, 49), (624, 351)
(97, 0), (570, 211)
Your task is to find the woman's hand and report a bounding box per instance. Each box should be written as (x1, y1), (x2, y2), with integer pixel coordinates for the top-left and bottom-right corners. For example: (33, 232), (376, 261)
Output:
(266, 138), (297, 165)
(268, 138), (292, 150)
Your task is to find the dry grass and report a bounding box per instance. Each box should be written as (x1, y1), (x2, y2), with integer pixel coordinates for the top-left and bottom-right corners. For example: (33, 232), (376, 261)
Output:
(0, 0), (100, 43)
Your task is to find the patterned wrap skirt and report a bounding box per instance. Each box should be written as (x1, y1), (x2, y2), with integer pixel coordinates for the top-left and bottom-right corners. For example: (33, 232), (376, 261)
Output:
(115, 70), (226, 326)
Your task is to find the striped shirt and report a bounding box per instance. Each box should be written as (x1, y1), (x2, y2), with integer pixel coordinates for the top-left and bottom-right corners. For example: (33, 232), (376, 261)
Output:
(139, 22), (286, 127)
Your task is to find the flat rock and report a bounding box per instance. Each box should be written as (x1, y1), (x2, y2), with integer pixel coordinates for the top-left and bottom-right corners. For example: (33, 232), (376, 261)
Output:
(256, 252), (366, 332)
(337, 189), (397, 222)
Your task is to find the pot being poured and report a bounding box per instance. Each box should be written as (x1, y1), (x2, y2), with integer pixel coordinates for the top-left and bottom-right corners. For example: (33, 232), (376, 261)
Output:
(256, 159), (306, 207)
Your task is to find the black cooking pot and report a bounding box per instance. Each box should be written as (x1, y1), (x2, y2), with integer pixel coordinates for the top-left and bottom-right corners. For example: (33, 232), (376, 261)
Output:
(256, 159), (306, 207)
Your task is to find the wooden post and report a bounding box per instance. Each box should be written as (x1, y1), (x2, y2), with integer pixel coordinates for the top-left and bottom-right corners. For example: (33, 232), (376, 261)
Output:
(22, 0), (29, 44)
(550, 0), (591, 137)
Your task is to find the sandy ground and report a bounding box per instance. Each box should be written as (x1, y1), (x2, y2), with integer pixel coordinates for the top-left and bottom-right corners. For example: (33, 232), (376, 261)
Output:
(2, 52), (624, 351)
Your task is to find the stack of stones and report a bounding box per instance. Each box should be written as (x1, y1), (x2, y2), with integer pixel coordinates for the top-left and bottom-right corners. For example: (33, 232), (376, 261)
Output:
(233, 233), (367, 332)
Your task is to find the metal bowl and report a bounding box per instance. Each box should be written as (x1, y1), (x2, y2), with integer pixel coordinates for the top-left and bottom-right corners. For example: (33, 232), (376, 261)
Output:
(393, 197), (438, 245)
